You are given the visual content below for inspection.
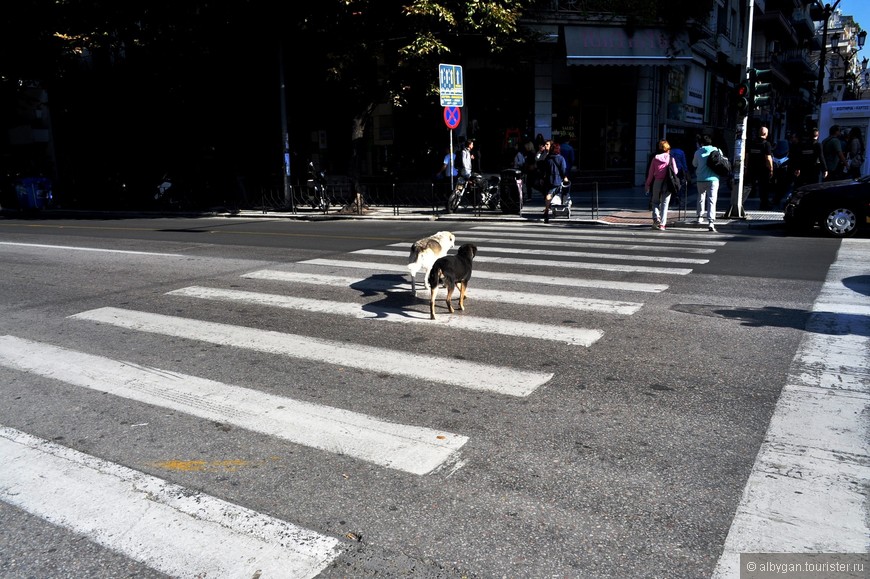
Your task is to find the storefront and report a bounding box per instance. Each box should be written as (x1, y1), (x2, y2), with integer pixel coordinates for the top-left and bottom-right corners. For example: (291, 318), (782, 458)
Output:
(535, 24), (697, 186)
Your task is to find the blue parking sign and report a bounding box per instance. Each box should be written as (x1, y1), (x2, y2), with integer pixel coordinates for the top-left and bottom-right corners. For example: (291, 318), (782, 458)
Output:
(439, 64), (464, 107)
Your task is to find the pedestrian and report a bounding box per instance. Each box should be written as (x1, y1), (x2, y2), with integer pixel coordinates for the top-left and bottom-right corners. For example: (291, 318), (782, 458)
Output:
(845, 126), (865, 179)
(436, 145), (458, 181)
(456, 138), (475, 179)
(644, 139), (679, 231)
(522, 139), (537, 201)
(792, 128), (827, 188)
(511, 145), (526, 171)
(532, 139), (552, 197)
(542, 141), (568, 223)
(692, 134), (720, 232)
(822, 125), (848, 181)
(559, 137), (576, 174)
(669, 144), (689, 210)
(746, 126), (774, 209)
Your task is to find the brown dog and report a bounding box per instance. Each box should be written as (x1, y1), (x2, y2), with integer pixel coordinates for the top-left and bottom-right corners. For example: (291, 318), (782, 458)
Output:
(427, 244), (477, 320)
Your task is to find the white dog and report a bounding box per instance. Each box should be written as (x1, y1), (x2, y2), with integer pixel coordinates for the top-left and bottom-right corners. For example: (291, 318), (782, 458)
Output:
(407, 231), (455, 295)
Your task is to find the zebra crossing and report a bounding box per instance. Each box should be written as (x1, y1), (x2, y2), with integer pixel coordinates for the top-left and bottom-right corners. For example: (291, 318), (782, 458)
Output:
(0, 224), (731, 578)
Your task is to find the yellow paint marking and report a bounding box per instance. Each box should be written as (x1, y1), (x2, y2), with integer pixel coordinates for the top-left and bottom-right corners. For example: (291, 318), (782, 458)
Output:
(153, 459), (252, 473)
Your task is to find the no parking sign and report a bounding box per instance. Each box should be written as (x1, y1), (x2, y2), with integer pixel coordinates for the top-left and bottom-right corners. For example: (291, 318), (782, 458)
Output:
(443, 106), (461, 130)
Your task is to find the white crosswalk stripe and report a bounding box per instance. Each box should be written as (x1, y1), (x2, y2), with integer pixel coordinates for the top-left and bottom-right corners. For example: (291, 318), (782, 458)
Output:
(168, 286), (606, 345)
(0, 335), (468, 475)
(404, 236), (719, 253)
(240, 270), (643, 315)
(299, 258), (669, 292)
(388, 243), (710, 264)
(0, 426), (343, 578)
(355, 248), (693, 274)
(69, 307), (553, 397)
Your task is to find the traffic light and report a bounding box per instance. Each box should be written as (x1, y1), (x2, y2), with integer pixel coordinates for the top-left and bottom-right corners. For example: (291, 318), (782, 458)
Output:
(750, 68), (772, 109)
(735, 81), (751, 116)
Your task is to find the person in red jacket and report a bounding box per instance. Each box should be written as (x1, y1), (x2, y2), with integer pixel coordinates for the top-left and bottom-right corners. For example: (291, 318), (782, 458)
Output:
(644, 140), (679, 230)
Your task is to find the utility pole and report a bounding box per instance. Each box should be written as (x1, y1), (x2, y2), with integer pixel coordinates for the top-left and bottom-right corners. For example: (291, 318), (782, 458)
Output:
(278, 41), (294, 213)
(726, 0), (755, 219)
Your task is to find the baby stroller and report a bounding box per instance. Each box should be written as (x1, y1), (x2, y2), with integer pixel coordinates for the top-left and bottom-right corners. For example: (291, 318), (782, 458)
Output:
(544, 181), (572, 220)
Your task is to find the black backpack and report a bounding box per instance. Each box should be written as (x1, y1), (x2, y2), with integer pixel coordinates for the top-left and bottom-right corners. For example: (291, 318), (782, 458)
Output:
(706, 148), (731, 178)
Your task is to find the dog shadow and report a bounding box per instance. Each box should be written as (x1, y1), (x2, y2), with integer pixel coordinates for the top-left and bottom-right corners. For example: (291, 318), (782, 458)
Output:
(350, 274), (429, 319)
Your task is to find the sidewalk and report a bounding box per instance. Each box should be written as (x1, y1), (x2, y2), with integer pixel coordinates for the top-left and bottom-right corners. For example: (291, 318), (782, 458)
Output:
(2, 185), (786, 230)
(238, 185), (785, 230)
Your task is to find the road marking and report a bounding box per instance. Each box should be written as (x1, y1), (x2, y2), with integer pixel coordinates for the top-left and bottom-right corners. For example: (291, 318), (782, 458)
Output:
(0, 336), (469, 475)
(354, 249), (692, 275)
(168, 286), (606, 345)
(0, 241), (186, 257)
(464, 225), (730, 245)
(69, 307), (552, 397)
(0, 425), (342, 578)
(300, 259), (669, 292)
(387, 245), (709, 264)
(405, 237), (718, 254)
(712, 239), (870, 578)
(241, 270), (642, 315)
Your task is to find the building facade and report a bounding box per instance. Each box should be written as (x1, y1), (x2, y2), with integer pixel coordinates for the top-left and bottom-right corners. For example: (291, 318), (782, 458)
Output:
(522, 0), (864, 188)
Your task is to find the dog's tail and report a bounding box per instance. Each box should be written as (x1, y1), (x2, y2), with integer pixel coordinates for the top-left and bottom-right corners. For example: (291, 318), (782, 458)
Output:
(427, 266), (442, 290)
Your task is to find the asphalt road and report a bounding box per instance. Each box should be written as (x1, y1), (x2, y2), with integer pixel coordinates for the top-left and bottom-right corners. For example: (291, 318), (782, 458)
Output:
(0, 216), (865, 578)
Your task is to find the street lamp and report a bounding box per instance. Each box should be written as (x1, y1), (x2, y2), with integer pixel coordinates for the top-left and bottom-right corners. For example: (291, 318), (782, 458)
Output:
(859, 30), (867, 49)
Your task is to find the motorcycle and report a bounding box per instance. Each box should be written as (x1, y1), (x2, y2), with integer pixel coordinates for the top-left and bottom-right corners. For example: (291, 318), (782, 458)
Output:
(305, 161), (329, 211)
(446, 172), (500, 213)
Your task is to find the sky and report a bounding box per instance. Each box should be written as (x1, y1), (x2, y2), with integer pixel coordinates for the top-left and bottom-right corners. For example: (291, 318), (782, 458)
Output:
(838, 0), (870, 35)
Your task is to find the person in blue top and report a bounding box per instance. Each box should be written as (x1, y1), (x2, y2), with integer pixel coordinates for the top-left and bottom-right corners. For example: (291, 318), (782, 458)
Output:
(692, 134), (720, 232)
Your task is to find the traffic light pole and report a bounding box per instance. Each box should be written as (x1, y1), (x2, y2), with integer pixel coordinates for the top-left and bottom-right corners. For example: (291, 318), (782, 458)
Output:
(726, 0), (755, 220)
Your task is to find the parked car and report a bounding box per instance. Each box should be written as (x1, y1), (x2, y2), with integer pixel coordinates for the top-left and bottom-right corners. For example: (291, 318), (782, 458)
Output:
(783, 175), (870, 238)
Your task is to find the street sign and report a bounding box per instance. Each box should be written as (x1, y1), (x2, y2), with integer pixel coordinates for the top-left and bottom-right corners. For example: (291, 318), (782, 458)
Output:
(443, 106), (461, 129)
(439, 64), (464, 107)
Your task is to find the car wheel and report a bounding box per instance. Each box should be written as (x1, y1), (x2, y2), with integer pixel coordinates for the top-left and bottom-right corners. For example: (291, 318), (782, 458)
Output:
(823, 206), (858, 238)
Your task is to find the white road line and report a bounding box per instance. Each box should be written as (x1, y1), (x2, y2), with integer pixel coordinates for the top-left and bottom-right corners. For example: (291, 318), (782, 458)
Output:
(712, 238), (870, 578)
(0, 426), (342, 579)
(69, 307), (552, 397)
(0, 336), (468, 475)
(387, 245), (709, 264)
(354, 249), (693, 275)
(464, 226), (730, 245)
(0, 241), (186, 257)
(168, 286), (606, 345)
(300, 259), (669, 293)
(241, 270), (642, 315)
(401, 237), (718, 254)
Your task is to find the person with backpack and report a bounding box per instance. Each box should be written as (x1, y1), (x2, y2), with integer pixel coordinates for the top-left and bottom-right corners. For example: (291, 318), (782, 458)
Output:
(692, 134), (721, 232)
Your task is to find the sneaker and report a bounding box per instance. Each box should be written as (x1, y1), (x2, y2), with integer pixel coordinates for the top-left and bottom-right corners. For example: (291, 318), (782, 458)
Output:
(708, 224), (717, 232)
(658, 224), (666, 231)
(652, 220), (661, 229)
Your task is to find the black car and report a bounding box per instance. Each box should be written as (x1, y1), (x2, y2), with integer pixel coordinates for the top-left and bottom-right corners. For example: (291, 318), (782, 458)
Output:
(783, 175), (870, 238)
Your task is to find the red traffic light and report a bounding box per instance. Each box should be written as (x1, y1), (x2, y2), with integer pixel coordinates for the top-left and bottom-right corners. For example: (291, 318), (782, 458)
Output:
(736, 83), (750, 98)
